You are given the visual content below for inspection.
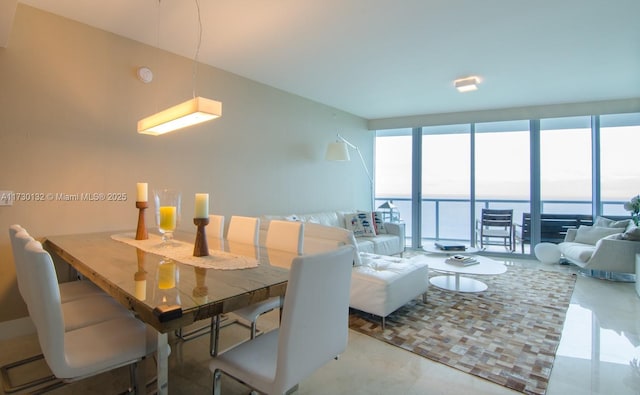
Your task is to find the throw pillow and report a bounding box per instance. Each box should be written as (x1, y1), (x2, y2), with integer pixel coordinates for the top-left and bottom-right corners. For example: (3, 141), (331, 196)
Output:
(574, 225), (624, 245)
(371, 211), (387, 234)
(344, 212), (376, 237)
(593, 216), (631, 229)
(621, 226), (640, 241)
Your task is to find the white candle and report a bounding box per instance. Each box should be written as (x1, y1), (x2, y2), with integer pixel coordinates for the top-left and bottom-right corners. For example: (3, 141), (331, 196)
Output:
(194, 193), (209, 218)
(135, 280), (146, 301)
(136, 182), (148, 202)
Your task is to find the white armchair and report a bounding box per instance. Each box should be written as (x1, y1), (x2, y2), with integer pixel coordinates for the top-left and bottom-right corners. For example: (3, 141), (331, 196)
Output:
(559, 227), (640, 275)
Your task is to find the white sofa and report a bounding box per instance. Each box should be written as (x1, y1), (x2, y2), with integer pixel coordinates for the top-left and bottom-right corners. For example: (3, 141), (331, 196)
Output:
(259, 210), (405, 256)
(282, 222), (427, 328)
(558, 217), (640, 276)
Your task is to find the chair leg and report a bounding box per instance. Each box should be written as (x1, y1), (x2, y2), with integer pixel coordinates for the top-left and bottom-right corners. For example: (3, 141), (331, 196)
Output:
(422, 292), (428, 303)
(136, 361), (146, 395)
(0, 354), (59, 394)
(128, 361), (145, 395)
(212, 369), (222, 395)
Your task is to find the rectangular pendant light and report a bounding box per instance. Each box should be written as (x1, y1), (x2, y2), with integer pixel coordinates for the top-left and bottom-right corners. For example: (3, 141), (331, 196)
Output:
(137, 96), (222, 136)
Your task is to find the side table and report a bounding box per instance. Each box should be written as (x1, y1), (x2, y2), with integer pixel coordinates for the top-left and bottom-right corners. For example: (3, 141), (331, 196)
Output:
(534, 242), (561, 264)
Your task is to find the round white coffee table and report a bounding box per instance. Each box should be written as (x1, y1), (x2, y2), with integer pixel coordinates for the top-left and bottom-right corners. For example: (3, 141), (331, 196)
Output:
(426, 255), (506, 292)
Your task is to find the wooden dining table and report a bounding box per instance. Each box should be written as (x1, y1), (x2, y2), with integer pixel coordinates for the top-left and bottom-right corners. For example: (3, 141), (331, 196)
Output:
(42, 230), (290, 395)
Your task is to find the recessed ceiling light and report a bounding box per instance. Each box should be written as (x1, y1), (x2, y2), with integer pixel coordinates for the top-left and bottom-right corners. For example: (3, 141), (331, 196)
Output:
(454, 76), (480, 92)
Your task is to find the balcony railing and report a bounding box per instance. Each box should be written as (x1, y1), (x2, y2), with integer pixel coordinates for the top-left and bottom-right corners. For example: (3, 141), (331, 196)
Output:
(374, 196), (629, 253)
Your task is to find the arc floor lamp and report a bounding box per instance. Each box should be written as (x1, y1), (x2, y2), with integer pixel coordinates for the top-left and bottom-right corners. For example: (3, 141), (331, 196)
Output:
(326, 134), (374, 210)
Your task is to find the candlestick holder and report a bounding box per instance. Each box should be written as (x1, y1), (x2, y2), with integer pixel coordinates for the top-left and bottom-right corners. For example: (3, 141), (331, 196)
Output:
(193, 217), (210, 257)
(135, 201), (148, 240)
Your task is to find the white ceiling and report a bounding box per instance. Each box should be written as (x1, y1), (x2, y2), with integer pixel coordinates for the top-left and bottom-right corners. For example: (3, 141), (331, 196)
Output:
(11, 0), (640, 120)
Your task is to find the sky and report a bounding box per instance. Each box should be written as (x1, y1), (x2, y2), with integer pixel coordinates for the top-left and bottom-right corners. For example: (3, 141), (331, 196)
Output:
(375, 125), (640, 203)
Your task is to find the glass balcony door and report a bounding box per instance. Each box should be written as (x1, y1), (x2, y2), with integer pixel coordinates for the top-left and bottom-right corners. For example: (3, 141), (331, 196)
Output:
(474, 120), (531, 253)
(421, 124), (471, 243)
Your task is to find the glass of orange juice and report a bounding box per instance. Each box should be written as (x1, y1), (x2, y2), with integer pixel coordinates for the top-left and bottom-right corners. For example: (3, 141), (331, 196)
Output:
(154, 189), (181, 244)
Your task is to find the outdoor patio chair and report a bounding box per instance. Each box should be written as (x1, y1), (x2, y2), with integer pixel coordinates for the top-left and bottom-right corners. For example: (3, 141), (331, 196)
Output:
(476, 208), (515, 251)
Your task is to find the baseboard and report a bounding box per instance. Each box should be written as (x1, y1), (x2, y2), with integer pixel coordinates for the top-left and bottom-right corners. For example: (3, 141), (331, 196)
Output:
(0, 316), (35, 341)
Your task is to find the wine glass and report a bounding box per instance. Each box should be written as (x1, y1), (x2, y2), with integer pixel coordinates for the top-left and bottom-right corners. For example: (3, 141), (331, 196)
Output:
(154, 189), (181, 245)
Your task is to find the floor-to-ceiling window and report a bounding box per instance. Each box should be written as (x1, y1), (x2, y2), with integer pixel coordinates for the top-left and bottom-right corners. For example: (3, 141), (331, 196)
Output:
(599, 113), (640, 216)
(540, 116), (593, 215)
(474, 120), (531, 252)
(374, 129), (412, 238)
(422, 124), (471, 241)
(374, 111), (640, 255)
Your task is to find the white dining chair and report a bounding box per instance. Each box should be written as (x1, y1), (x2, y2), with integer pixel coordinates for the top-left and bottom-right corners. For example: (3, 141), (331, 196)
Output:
(227, 240), (259, 260)
(10, 229), (133, 329)
(9, 225), (106, 304)
(226, 215), (260, 245)
(210, 245), (355, 394)
(302, 222), (361, 263)
(209, 215), (262, 355)
(230, 220), (304, 342)
(21, 240), (161, 393)
(208, 214), (225, 238)
(3, 226), (139, 393)
(265, 220), (304, 254)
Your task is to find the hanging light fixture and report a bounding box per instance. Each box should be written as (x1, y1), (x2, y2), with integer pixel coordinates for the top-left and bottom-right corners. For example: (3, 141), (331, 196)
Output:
(138, 97), (221, 135)
(138, 0), (222, 136)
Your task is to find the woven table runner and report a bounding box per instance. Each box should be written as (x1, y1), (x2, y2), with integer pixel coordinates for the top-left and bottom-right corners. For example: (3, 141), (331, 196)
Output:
(111, 233), (259, 270)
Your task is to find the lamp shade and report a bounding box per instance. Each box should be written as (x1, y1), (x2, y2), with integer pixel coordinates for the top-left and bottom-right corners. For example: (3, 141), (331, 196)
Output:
(378, 201), (397, 209)
(138, 96), (222, 136)
(325, 142), (350, 161)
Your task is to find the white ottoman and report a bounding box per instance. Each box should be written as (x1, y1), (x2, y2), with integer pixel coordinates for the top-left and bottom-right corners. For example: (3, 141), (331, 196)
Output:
(534, 242), (562, 264)
(350, 253), (429, 328)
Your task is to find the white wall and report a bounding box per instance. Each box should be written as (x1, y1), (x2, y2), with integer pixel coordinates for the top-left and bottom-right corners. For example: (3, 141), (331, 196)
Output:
(0, 5), (372, 322)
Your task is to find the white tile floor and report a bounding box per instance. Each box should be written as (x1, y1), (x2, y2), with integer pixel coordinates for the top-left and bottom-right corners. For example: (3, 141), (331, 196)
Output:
(1, 253), (639, 394)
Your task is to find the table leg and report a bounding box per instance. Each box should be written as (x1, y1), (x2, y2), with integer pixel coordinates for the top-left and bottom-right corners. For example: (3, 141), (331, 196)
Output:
(210, 314), (221, 357)
(156, 332), (169, 395)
